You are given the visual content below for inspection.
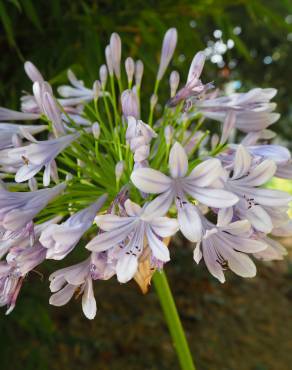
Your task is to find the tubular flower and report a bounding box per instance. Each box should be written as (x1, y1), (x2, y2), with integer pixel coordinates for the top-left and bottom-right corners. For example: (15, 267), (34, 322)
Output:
(0, 28), (290, 319)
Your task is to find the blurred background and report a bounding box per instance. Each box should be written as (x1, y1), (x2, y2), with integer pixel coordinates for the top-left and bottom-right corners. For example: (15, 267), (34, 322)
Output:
(0, 1), (292, 369)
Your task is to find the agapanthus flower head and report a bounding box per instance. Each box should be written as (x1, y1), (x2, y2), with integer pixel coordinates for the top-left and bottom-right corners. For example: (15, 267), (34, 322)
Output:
(0, 27), (290, 319)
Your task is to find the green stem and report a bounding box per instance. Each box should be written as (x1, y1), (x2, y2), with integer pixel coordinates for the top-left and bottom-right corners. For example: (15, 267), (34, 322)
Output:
(153, 270), (196, 370)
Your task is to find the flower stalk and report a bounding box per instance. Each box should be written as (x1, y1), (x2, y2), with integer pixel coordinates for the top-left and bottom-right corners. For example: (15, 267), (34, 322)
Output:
(153, 270), (196, 370)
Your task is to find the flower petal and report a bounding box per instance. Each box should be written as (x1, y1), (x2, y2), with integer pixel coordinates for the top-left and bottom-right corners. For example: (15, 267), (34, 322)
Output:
(186, 158), (222, 187)
(240, 160), (276, 186)
(185, 186), (239, 208)
(116, 253), (138, 283)
(82, 278), (97, 320)
(232, 145), (251, 179)
(246, 205), (273, 233)
(149, 217), (178, 237)
(49, 284), (75, 306)
(86, 222), (135, 252)
(146, 228), (170, 262)
(131, 168), (172, 194)
(142, 190), (174, 218)
(176, 201), (202, 242)
(95, 214), (135, 231)
(169, 142), (188, 178)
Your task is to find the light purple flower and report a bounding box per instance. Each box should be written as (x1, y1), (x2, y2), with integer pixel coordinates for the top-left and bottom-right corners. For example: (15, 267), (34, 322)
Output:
(0, 123), (47, 149)
(193, 217), (267, 283)
(221, 145), (292, 233)
(40, 195), (107, 260)
(253, 235), (287, 261)
(49, 253), (115, 319)
(7, 133), (79, 185)
(109, 33), (122, 79)
(0, 183), (66, 232)
(157, 28), (178, 81)
(57, 69), (100, 105)
(0, 262), (23, 314)
(135, 60), (144, 88)
(86, 199), (178, 283)
(24, 61), (44, 83)
(125, 57), (135, 85)
(121, 90), (139, 119)
(196, 88), (280, 133)
(131, 142), (238, 242)
(168, 51), (213, 107)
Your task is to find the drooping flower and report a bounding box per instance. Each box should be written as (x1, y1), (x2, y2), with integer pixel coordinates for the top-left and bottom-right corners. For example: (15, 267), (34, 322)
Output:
(7, 132), (79, 185)
(0, 123), (47, 150)
(57, 69), (102, 106)
(131, 142), (238, 242)
(40, 195), (107, 260)
(0, 183), (66, 233)
(86, 199), (179, 283)
(193, 216), (267, 283)
(196, 88), (280, 133)
(49, 253), (116, 319)
(220, 145), (292, 233)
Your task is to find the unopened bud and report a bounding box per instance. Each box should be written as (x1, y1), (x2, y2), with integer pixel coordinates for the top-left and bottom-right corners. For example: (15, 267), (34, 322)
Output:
(28, 177), (38, 191)
(211, 134), (219, 149)
(115, 160), (124, 182)
(125, 57), (135, 85)
(121, 89), (139, 119)
(105, 45), (114, 76)
(93, 80), (101, 99)
(110, 33), (122, 79)
(99, 64), (108, 89)
(24, 61), (44, 83)
(164, 125), (174, 145)
(169, 70), (180, 97)
(157, 28), (177, 81)
(66, 173), (73, 182)
(92, 122), (100, 139)
(150, 94), (158, 110)
(135, 60), (144, 88)
(42, 91), (65, 137)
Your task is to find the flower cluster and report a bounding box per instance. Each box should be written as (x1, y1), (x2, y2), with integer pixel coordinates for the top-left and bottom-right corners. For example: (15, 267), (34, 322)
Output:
(0, 28), (291, 319)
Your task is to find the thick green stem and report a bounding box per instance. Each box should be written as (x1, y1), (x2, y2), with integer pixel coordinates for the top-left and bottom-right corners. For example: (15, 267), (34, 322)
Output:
(153, 270), (196, 370)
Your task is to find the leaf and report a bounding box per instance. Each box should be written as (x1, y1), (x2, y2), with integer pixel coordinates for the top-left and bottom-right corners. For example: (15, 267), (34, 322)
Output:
(0, 0), (16, 47)
(21, 0), (43, 32)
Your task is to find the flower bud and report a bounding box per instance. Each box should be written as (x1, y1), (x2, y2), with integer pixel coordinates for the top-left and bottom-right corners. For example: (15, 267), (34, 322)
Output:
(125, 57), (135, 85)
(105, 45), (114, 76)
(115, 160), (124, 182)
(93, 80), (101, 99)
(109, 33), (122, 79)
(42, 92), (65, 137)
(150, 94), (158, 110)
(164, 125), (174, 146)
(121, 89), (139, 119)
(24, 61), (44, 83)
(135, 60), (144, 88)
(99, 64), (108, 89)
(92, 122), (100, 139)
(28, 177), (38, 191)
(66, 173), (73, 182)
(169, 71), (180, 97)
(157, 28), (177, 81)
(211, 133), (219, 149)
